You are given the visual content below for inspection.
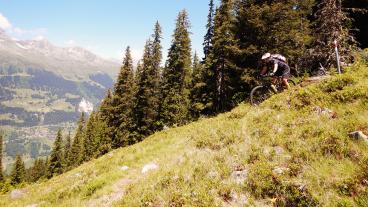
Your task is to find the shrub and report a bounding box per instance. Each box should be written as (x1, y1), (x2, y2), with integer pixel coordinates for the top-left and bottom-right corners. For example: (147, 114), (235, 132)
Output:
(321, 75), (356, 93)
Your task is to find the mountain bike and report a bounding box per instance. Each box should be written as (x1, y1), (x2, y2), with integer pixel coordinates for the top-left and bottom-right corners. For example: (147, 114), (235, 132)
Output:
(250, 75), (297, 106)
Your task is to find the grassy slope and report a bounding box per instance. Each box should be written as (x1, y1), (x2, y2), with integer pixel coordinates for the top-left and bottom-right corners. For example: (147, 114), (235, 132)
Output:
(1, 61), (367, 207)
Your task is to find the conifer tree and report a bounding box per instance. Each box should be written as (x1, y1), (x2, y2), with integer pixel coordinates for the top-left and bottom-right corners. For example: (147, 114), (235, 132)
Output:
(311, 0), (354, 68)
(151, 21), (163, 82)
(135, 23), (163, 138)
(112, 46), (137, 147)
(160, 10), (192, 126)
(98, 89), (115, 147)
(83, 112), (96, 161)
(94, 113), (112, 157)
(135, 61), (143, 84)
(189, 52), (206, 118)
(63, 131), (72, 168)
(69, 113), (86, 167)
(26, 158), (47, 183)
(135, 40), (154, 139)
(48, 129), (64, 177)
(10, 154), (26, 185)
(204, 0), (240, 113)
(99, 89), (114, 123)
(235, 0), (313, 78)
(0, 134), (3, 183)
(203, 0), (215, 60)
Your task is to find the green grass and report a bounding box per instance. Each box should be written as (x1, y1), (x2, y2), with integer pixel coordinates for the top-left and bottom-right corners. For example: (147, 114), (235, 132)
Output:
(1, 61), (367, 206)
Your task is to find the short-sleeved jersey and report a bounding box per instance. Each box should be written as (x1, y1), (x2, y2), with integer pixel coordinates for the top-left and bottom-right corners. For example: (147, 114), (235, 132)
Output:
(267, 58), (290, 78)
(270, 58), (288, 70)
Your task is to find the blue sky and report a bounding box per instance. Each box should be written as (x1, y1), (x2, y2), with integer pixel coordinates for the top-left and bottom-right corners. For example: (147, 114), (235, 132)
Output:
(0, 0), (218, 63)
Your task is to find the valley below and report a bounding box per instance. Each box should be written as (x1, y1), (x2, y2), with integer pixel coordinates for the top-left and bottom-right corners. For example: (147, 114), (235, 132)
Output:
(0, 30), (119, 171)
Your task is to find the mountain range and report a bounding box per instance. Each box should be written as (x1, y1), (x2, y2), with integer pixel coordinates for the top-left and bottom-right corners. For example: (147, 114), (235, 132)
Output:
(0, 29), (120, 169)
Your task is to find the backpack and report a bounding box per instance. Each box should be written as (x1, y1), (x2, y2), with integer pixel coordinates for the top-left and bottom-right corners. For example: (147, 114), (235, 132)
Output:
(271, 54), (287, 63)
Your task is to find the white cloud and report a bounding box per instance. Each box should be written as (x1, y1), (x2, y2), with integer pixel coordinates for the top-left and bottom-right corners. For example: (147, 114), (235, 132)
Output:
(0, 12), (47, 39)
(0, 13), (12, 29)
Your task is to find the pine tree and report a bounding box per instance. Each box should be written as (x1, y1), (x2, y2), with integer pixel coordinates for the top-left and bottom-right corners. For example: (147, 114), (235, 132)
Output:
(203, 0), (215, 60)
(204, 0), (240, 113)
(342, 1), (368, 49)
(151, 21), (163, 82)
(112, 46), (137, 147)
(99, 89), (114, 123)
(235, 0), (313, 77)
(10, 154), (26, 185)
(189, 52), (206, 118)
(63, 131), (72, 168)
(48, 129), (64, 177)
(83, 112), (100, 160)
(311, 0), (354, 69)
(135, 40), (154, 139)
(160, 10), (192, 126)
(69, 113), (86, 167)
(83, 112), (95, 160)
(135, 22), (163, 138)
(26, 158), (47, 183)
(94, 113), (112, 157)
(0, 134), (4, 183)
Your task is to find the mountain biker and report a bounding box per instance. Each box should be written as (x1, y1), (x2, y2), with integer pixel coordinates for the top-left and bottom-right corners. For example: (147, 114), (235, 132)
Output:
(260, 53), (291, 92)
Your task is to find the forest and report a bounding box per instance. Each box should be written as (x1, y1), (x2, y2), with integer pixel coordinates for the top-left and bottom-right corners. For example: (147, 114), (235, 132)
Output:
(1, 0), (367, 189)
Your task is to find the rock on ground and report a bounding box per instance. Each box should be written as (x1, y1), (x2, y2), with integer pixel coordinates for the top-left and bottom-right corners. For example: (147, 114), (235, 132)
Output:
(142, 163), (158, 174)
(10, 189), (27, 199)
(349, 131), (368, 143)
(120, 166), (129, 171)
(231, 169), (248, 184)
(272, 166), (289, 175)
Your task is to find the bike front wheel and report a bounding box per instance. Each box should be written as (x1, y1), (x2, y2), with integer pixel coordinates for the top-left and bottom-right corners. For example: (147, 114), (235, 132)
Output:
(250, 85), (273, 106)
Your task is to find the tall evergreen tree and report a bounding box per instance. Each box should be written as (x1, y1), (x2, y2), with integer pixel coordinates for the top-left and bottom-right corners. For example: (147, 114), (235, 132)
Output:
(99, 89), (114, 123)
(48, 129), (64, 177)
(235, 0), (313, 75)
(204, 0), (240, 113)
(135, 22), (163, 138)
(83, 112), (98, 161)
(0, 134), (3, 183)
(343, 0), (368, 49)
(94, 113), (112, 157)
(69, 113), (86, 167)
(112, 46), (137, 147)
(151, 21), (163, 83)
(189, 52), (206, 118)
(135, 40), (154, 139)
(203, 0), (215, 60)
(26, 158), (47, 183)
(63, 131), (72, 168)
(311, 0), (354, 69)
(10, 154), (26, 185)
(160, 10), (192, 126)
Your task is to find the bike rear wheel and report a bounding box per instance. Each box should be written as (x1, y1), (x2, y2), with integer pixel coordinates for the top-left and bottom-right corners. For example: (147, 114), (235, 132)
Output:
(250, 85), (273, 106)
(289, 79), (297, 86)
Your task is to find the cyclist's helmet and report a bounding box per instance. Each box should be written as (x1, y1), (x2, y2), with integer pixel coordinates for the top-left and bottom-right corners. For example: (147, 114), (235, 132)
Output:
(261, 53), (271, 60)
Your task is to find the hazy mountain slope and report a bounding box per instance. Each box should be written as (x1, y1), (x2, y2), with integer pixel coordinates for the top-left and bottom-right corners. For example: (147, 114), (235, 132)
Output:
(0, 30), (120, 171)
(0, 30), (120, 126)
(0, 61), (367, 206)
(0, 29), (119, 80)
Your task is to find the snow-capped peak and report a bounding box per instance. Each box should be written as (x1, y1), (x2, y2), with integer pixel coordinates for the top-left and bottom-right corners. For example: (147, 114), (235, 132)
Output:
(78, 98), (94, 114)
